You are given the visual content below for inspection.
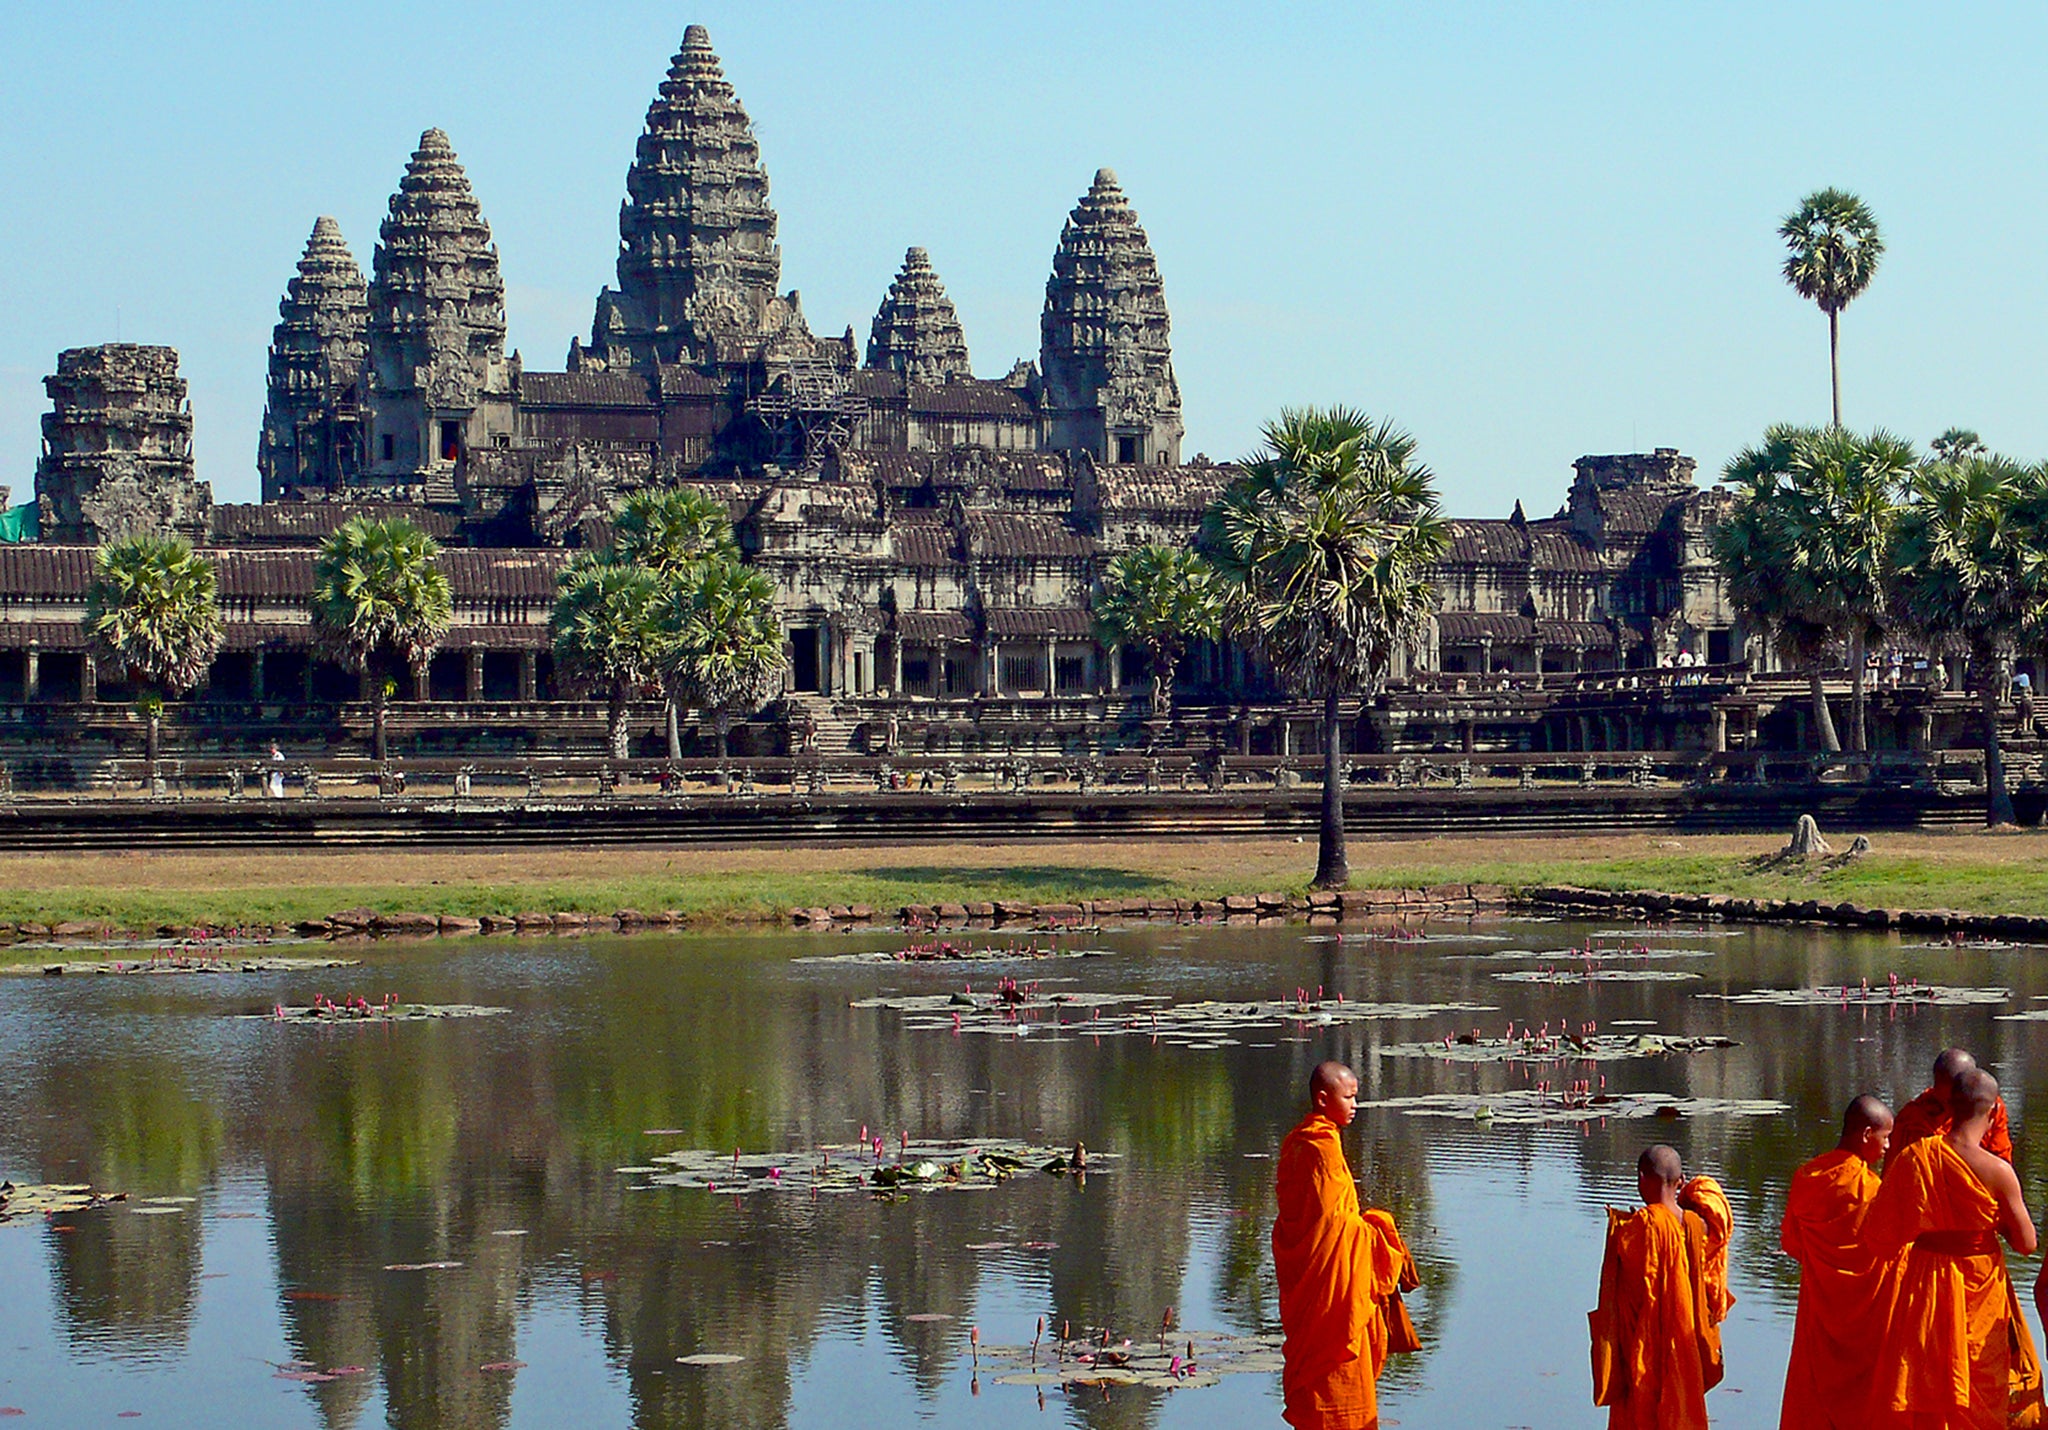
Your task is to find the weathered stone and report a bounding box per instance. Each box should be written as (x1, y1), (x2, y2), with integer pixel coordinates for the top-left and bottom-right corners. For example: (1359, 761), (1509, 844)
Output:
(372, 912), (439, 933)
(328, 908), (377, 931)
(37, 345), (211, 542)
(867, 248), (971, 383)
(480, 914), (518, 932)
(935, 903), (968, 922)
(437, 915), (482, 935)
(260, 217), (369, 501)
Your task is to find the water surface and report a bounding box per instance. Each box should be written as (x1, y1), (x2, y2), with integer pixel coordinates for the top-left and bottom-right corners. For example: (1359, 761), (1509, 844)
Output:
(2, 917), (2043, 1428)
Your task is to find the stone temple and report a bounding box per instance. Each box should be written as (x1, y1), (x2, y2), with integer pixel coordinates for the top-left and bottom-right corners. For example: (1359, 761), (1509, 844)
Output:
(0, 25), (1744, 760)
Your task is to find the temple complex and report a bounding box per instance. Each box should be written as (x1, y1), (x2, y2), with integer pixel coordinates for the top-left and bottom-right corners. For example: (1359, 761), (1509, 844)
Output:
(0, 23), (1777, 766)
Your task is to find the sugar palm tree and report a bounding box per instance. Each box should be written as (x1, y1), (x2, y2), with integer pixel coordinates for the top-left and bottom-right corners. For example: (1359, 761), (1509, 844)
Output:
(551, 554), (668, 759)
(1203, 407), (1448, 888)
(1780, 188), (1884, 429)
(657, 556), (785, 762)
(83, 535), (225, 788)
(1889, 455), (2048, 825)
(1092, 545), (1224, 718)
(309, 516), (454, 762)
(1931, 428), (1986, 465)
(613, 486), (739, 572)
(612, 486), (742, 755)
(1715, 425), (1912, 753)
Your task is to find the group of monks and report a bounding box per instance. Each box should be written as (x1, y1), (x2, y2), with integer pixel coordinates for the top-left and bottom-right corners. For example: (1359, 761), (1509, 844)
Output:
(1270, 1051), (2047, 1430)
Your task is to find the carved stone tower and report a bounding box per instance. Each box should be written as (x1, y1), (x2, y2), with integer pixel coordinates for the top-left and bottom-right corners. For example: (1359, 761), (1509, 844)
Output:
(581, 24), (787, 370)
(364, 129), (512, 488)
(866, 247), (971, 384)
(1039, 169), (1182, 466)
(259, 216), (369, 501)
(36, 345), (211, 542)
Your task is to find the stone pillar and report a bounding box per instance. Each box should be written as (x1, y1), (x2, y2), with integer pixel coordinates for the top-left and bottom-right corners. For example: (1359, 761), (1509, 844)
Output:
(891, 638), (903, 697)
(985, 643), (999, 697)
(466, 650), (484, 701)
(1461, 719), (1476, 754)
(1097, 643), (1114, 695)
(250, 650), (265, 702)
(1044, 638), (1057, 696)
(1531, 643), (1545, 679)
(1481, 637), (1494, 675)
(519, 651), (538, 701)
(25, 648), (40, 701)
(81, 655), (98, 704)
(1712, 707), (1728, 753)
(412, 662), (430, 702)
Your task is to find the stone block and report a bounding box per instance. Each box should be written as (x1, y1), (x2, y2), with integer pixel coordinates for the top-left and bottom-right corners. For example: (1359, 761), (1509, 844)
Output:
(1223, 895), (1258, 914)
(936, 903), (969, 921)
(328, 907), (377, 931)
(900, 904), (936, 925)
(480, 915), (518, 933)
(614, 909), (649, 927)
(1040, 902), (1084, 921)
(550, 911), (590, 930)
(965, 902), (995, 919)
(437, 915), (482, 935)
(371, 912), (439, 934)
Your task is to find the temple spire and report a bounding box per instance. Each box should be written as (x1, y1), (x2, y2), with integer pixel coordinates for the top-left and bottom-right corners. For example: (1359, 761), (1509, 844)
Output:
(1040, 169), (1182, 466)
(866, 247), (971, 384)
(260, 216), (369, 499)
(585, 23), (783, 369)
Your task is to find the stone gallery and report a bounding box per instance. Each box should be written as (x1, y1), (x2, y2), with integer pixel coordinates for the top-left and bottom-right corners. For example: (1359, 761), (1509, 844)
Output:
(0, 26), (1738, 758)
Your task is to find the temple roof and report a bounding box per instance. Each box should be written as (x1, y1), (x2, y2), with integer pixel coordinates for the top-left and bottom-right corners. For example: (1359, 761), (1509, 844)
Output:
(1040, 169), (1179, 421)
(867, 247), (971, 383)
(267, 217), (368, 394)
(367, 129), (506, 393)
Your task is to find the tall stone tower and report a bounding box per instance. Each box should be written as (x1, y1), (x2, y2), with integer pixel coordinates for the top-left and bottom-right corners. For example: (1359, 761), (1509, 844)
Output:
(581, 24), (790, 370)
(1039, 169), (1182, 466)
(866, 247), (971, 384)
(363, 129), (512, 487)
(259, 216), (369, 501)
(36, 345), (211, 542)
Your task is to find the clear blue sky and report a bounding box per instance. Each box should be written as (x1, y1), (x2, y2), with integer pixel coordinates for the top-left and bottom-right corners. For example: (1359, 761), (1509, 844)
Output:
(4, 2), (2043, 515)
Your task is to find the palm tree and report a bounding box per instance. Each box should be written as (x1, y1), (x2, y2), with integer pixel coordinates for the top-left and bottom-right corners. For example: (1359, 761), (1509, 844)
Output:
(309, 516), (454, 762)
(1889, 455), (2048, 825)
(1091, 546), (1224, 718)
(1931, 428), (1986, 465)
(657, 556), (785, 762)
(1203, 407), (1448, 888)
(83, 535), (225, 788)
(612, 486), (742, 756)
(551, 554), (668, 759)
(1780, 188), (1884, 429)
(1715, 425), (1911, 753)
(613, 486), (739, 572)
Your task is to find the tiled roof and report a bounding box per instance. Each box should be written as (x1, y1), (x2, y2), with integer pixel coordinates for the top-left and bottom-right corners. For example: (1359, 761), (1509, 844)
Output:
(518, 371), (654, 407)
(889, 514), (959, 567)
(0, 620), (91, 650)
(0, 546), (97, 597)
(910, 379), (1035, 419)
(1087, 462), (1234, 512)
(894, 609), (975, 642)
(1435, 612), (1635, 650)
(985, 606), (1094, 638)
(965, 512), (1096, 560)
(209, 503), (458, 545)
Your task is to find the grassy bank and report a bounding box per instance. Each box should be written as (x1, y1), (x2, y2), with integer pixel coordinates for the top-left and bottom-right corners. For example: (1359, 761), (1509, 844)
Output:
(1, 828), (2046, 937)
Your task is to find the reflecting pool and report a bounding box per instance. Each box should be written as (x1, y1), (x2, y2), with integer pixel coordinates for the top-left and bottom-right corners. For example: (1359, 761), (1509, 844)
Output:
(1, 917), (2043, 1428)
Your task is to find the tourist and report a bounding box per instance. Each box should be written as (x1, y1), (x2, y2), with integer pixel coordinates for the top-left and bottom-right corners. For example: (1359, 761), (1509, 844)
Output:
(1863, 1069), (2043, 1426)
(1892, 1048), (2013, 1167)
(266, 741), (286, 799)
(1588, 1145), (1728, 1429)
(1272, 1061), (1418, 1430)
(1778, 1096), (1895, 1429)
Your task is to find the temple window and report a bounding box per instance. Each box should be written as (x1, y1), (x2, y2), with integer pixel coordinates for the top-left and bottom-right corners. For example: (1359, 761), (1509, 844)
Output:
(440, 421), (462, 461)
(381, 433), (395, 461)
(1116, 436), (1139, 463)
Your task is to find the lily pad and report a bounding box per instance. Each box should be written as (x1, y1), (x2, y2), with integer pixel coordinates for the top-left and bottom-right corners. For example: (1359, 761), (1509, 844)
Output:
(1699, 984), (2008, 1008)
(1376, 1033), (1736, 1064)
(7, 953), (354, 977)
(972, 1328), (1289, 1390)
(0, 1181), (125, 1222)
(248, 1002), (510, 1024)
(1493, 969), (1703, 985)
(858, 989), (1494, 1046)
(626, 1138), (1115, 1197)
(1470, 946), (1716, 963)
(675, 1353), (746, 1365)
(1358, 1089), (1789, 1125)
(798, 939), (1111, 966)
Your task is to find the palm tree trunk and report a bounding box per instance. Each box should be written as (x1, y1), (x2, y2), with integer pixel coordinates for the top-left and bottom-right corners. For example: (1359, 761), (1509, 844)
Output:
(1154, 650), (1177, 721)
(1847, 626), (1868, 754)
(1313, 687), (1348, 889)
(666, 698), (682, 760)
(1983, 650), (2015, 826)
(1828, 308), (1842, 430)
(146, 708), (161, 791)
(608, 688), (629, 760)
(372, 678), (389, 763)
(1808, 663), (1841, 753)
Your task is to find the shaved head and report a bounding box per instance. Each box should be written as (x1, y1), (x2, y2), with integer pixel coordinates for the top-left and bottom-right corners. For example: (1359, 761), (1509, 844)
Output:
(1843, 1095), (1894, 1138)
(1933, 1048), (1978, 1090)
(1309, 1061), (1358, 1101)
(1638, 1144), (1684, 1186)
(1952, 1068), (2001, 1122)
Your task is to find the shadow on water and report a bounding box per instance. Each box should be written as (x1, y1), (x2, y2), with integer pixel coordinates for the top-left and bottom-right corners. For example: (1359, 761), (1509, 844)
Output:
(0, 918), (2040, 1428)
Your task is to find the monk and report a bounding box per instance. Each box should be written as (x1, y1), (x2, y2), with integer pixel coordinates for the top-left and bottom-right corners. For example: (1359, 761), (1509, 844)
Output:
(1588, 1145), (1727, 1429)
(1272, 1061), (1418, 1430)
(1779, 1095), (1897, 1429)
(1892, 1048), (2014, 1166)
(1865, 1069), (2044, 1429)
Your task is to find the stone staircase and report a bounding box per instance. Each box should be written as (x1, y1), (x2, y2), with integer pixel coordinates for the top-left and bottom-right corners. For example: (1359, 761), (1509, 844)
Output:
(785, 694), (864, 755)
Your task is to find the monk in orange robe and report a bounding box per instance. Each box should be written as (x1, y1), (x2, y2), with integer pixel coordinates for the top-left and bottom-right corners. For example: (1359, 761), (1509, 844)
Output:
(1866, 1069), (2043, 1429)
(1892, 1047), (2015, 1165)
(1272, 1061), (1417, 1430)
(1779, 1095), (1896, 1429)
(1588, 1145), (1727, 1430)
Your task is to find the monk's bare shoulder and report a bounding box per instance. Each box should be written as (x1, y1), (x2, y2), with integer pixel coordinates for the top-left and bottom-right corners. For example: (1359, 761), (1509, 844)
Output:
(1956, 1137), (2019, 1198)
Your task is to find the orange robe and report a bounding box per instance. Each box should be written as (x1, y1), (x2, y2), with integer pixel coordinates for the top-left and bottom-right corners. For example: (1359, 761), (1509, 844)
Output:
(1779, 1148), (1891, 1429)
(1864, 1137), (2044, 1429)
(1680, 1174), (1736, 1325)
(1589, 1202), (1721, 1430)
(1272, 1112), (1411, 1430)
(1892, 1088), (2014, 1164)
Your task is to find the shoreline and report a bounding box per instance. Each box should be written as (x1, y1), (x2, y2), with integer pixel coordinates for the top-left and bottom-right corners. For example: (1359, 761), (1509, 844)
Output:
(2, 828), (2045, 953)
